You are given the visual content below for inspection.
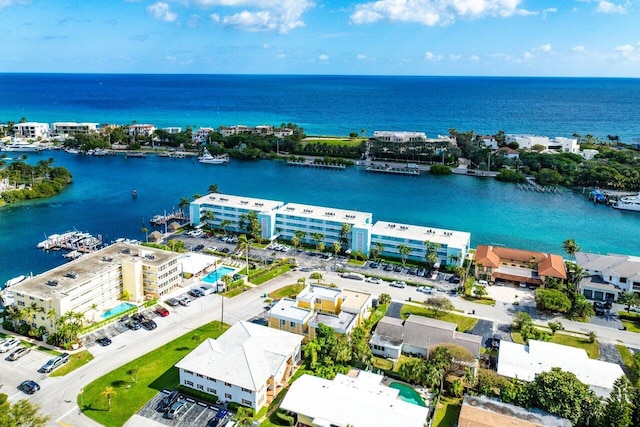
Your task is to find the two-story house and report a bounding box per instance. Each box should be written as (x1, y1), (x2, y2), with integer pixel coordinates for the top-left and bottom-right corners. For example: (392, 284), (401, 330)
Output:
(576, 252), (640, 301)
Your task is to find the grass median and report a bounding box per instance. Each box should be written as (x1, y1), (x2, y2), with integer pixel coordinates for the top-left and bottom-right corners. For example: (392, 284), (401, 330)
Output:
(81, 321), (229, 427)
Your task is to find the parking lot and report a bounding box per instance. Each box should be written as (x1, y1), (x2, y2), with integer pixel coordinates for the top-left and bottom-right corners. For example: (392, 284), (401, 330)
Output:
(0, 340), (57, 397)
(136, 389), (230, 426)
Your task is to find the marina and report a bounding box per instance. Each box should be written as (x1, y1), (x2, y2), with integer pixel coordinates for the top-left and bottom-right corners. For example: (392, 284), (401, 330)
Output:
(36, 230), (103, 254)
(287, 160), (346, 170)
(366, 163), (421, 175)
(150, 210), (187, 226)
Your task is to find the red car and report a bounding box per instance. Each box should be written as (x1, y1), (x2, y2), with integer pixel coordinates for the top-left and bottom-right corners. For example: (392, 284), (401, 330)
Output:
(156, 306), (170, 317)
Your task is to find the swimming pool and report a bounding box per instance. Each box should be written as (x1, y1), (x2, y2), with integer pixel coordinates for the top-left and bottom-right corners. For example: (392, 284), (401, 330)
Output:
(389, 382), (427, 407)
(201, 266), (237, 283)
(101, 302), (136, 319)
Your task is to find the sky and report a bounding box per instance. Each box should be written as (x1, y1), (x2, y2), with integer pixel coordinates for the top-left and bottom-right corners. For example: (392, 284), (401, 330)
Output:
(0, 0), (639, 77)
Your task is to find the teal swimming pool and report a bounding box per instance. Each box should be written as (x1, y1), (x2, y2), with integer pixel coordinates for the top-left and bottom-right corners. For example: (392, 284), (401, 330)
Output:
(389, 382), (427, 407)
(201, 266), (236, 283)
(101, 302), (136, 319)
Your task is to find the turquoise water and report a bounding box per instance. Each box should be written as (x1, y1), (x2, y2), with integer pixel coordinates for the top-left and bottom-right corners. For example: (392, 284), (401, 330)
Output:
(201, 266), (237, 283)
(389, 382), (427, 407)
(100, 302), (136, 319)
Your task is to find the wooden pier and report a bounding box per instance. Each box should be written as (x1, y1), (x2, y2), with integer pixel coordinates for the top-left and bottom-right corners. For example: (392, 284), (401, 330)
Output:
(287, 160), (346, 170)
(366, 163), (421, 175)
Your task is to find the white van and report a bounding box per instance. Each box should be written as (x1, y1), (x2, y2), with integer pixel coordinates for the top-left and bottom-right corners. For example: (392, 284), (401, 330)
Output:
(476, 280), (489, 287)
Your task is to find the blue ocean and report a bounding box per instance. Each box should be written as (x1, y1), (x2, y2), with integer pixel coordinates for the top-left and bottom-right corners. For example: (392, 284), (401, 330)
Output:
(1, 74), (640, 285)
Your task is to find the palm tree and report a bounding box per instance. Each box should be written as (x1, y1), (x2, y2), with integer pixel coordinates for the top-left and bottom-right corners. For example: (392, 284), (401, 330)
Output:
(303, 340), (321, 368)
(374, 242), (384, 260)
(220, 219), (232, 236)
(89, 303), (99, 322)
(294, 230), (307, 248)
(208, 183), (219, 194)
(235, 407), (254, 427)
(618, 292), (639, 313)
(201, 210), (216, 230)
(311, 232), (324, 251)
(235, 234), (253, 275)
(398, 244), (411, 267)
(101, 386), (116, 411)
(46, 308), (57, 344)
(332, 241), (341, 268)
(339, 223), (352, 250)
(178, 197), (191, 218)
(563, 238), (580, 263)
(141, 226), (148, 243)
(424, 240), (441, 268)
(448, 253), (461, 266)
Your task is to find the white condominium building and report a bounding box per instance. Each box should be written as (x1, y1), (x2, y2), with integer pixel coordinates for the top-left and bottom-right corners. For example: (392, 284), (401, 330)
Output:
(190, 193), (285, 240)
(371, 221), (470, 267)
(9, 243), (181, 335)
(373, 131), (427, 143)
(128, 124), (156, 137)
(12, 122), (49, 139)
(275, 202), (373, 254)
(192, 127), (215, 144)
(51, 122), (99, 136)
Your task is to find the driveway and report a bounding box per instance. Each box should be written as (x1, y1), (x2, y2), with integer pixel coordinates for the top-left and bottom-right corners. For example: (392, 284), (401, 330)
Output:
(470, 319), (494, 348)
(386, 302), (403, 319)
(599, 343), (623, 365)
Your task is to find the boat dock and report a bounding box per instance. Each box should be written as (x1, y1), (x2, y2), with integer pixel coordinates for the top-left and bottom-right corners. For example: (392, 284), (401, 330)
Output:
(150, 210), (187, 226)
(37, 231), (103, 255)
(366, 163), (421, 175)
(287, 160), (346, 170)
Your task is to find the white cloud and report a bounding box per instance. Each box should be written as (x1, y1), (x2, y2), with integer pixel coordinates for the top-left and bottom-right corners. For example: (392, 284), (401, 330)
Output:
(596, 1), (629, 14)
(350, 0), (530, 26)
(523, 52), (535, 60)
(615, 44), (635, 53)
(535, 43), (552, 52)
(263, 43), (272, 49)
(449, 54), (461, 61)
(194, 0), (314, 33)
(469, 54), (480, 61)
(147, 2), (178, 22)
(0, 0), (30, 9)
(424, 51), (443, 61)
(357, 54), (367, 60)
(318, 54), (329, 61)
(572, 45), (586, 52)
(277, 52), (286, 58)
(542, 7), (556, 19)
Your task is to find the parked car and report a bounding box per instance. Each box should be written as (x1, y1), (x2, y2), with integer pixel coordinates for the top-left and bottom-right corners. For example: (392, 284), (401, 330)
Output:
(96, 336), (112, 346)
(0, 337), (21, 353)
(476, 280), (489, 287)
(193, 244), (205, 251)
(407, 268), (418, 275)
(18, 380), (40, 394)
(142, 319), (157, 330)
(383, 264), (393, 271)
(206, 246), (219, 252)
(449, 276), (461, 284)
(126, 320), (142, 330)
(390, 280), (406, 288)
(156, 306), (170, 317)
(221, 248), (230, 253)
(417, 268), (426, 277)
(132, 313), (146, 322)
(40, 354), (68, 373)
(492, 334), (502, 349)
(207, 409), (231, 427)
(166, 298), (180, 307)
(232, 273), (242, 281)
(394, 265), (403, 272)
(417, 286), (434, 294)
(8, 346), (31, 361)
(518, 282), (528, 288)
(189, 288), (204, 298)
(365, 277), (382, 284)
(630, 306), (640, 313)
(165, 401), (186, 419)
(593, 301), (606, 315)
(369, 261), (380, 268)
(178, 296), (191, 306)
(158, 390), (180, 412)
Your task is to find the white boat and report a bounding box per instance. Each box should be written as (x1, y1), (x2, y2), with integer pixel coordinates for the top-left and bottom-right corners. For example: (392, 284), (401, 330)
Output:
(198, 149), (229, 164)
(0, 142), (46, 152)
(613, 193), (640, 211)
(3, 275), (27, 288)
(65, 148), (80, 155)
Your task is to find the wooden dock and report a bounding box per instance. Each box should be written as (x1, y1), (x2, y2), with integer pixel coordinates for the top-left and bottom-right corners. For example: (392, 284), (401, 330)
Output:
(366, 164), (421, 175)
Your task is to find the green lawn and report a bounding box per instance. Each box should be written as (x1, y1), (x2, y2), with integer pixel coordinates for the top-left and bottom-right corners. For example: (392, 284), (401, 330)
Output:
(50, 350), (94, 377)
(250, 264), (292, 285)
(461, 296), (496, 306)
(81, 321), (229, 427)
(618, 311), (640, 333)
(510, 331), (599, 358)
(268, 284), (305, 300)
(371, 356), (394, 371)
(221, 284), (252, 297)
(303, 137), (365, 147)
(400, 304), (478, 332)
(433, 396), (462, 427)
(616, 345), (638, 384)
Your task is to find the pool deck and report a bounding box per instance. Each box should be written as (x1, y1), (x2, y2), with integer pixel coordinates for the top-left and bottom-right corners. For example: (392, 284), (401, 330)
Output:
(382, 377), (434, 409)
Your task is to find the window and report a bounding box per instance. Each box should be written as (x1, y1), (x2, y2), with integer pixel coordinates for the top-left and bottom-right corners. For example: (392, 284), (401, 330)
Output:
(185, 380), (194, 386)
(290, 321), (296, 328)
(225, 393), (232, 399)
(225, 382), (232, 387)
(197, 373), (204, 378)
(197, 384), (204, 390)
(241, 387), (253, 393)
(242, 399), (252, 406)
(280, 319), (286, 327)
(208, 387), (216, 394)
(620, 277), (628, 283)
(17, 301), (25, 307)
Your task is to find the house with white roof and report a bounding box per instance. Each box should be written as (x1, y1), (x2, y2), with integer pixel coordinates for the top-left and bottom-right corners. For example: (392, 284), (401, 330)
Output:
(576, 252), (640, 301)
(497, 340), (625, 398)
(280, 371), (429, 427)
(51, 122), (98, 136)
(373, 130), (427, 143)
(128, 124), (156, 137)
(12, 122), (49, 139)
(176, 321), (303, 412)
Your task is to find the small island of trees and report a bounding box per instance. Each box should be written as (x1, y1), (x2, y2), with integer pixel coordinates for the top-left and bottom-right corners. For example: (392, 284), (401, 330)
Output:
(0, 157), (72, 205)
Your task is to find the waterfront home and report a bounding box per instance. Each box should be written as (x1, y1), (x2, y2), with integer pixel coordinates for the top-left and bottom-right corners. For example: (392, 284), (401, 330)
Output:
(369, 315), (482, 360)
(192, 127), (215, 144)
(505, 134), (579, 153)
(51, 122), (98, 137)
(127, 124), (156, 137)
(267, 285), (372, 340)
(497, 340), (625, 398)
(9, 243), (181, 335)
(175, 321), (303, 412)
(280, 371), (429, 427)
(458, 395), (572, 427)
(494, 146), (519, 160)
(371, 221), (470, 267)
(474, 245), (567, 287)
(162, 126), (182, 134)
(575, 252), (640, 301)
(12, 122), (49, 139)
(373, 130), (427, 143)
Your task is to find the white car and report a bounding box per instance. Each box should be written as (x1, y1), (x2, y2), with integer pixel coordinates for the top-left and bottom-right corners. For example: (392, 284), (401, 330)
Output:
(365, 277), (382, 284)
(389, 280), (406, 288)
(476, 280), (489, 287)
(417, 286), (434, 294)
(630, 306), (640, 313)
(0, 337), (20, 353)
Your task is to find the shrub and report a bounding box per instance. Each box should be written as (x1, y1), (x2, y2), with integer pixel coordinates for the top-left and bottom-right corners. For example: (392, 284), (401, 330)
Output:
(274, 410), (295, 426)
(430, 164), (452, 175)
(534, 289), (571, 313)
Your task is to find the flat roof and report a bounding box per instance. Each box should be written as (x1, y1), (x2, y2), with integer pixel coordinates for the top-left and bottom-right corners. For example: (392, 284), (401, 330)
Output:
(280, 372), (428, 427)
(194, 193), (284, 212)
(497, 340), (625, 398)
(340, 289), (372, 312)
(269, 298), (313, 323)
(309, 311), (357, 333)
(277, 202), (372, 225)
(459, 395), (572, 427)
(12, 243), (180, 300)
(371, 221), (470, 249)
(297, 285), (341, 303)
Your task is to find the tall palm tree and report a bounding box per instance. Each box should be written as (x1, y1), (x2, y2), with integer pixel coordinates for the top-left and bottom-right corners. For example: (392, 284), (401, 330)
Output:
(374, 242), (385, 260)
(201, 210), (216, 230)
(563, 238), (580, 263)
(339, 223), (352, 250)
(178, 197), (191, 218)
(235, 234), (254, 275)
(208, 183), (219, 194)
(294, 230), (307, 247)
(311, 232), (324, 251)
(424, 240), (441, 268)
(89, 303), (99, 322)
(219, 219), (232, 236)
(46, 308), (57, 344)
(448, 253), (461, 266)
(101, 386), (116, 411)
(398, 244), (411, 267)
(332, 241), (341, 268)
